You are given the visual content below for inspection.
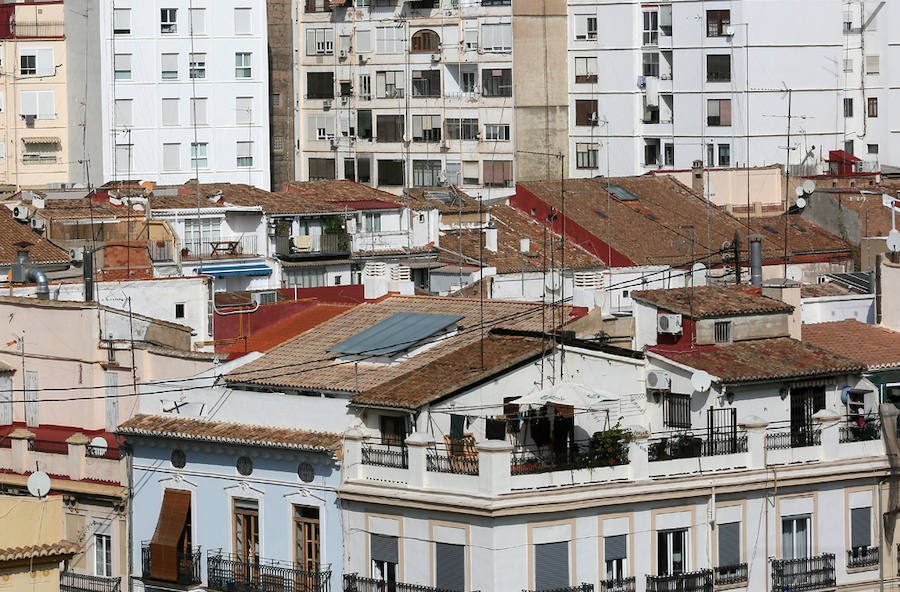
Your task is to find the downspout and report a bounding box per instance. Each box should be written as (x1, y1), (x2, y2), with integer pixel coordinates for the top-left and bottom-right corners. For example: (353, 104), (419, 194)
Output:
(120, 436), (134, 592)
(879, 476), (887, 592)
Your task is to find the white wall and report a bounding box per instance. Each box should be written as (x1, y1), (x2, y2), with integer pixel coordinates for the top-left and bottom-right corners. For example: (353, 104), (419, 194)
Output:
(801, 294), (876, 325)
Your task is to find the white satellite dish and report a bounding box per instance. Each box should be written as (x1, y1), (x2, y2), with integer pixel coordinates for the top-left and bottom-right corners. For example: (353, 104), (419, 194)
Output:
(796, 197), (807, 209)
(27, 471), (51, 498)
(795, 186), (805, 197)
(802, 180), (816, 194)
(89, 436), (109, 457)
(545, 270), (561, 292)
(692, 262), (706, 272)
(132, 203), (145, 211)
(691, 370), (712, 392)
(887, 229), (900, 253)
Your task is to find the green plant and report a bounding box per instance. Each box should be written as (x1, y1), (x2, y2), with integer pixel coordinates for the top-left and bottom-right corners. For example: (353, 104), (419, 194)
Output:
(584, 422), (631, 467)
(324, 215), (344, 235)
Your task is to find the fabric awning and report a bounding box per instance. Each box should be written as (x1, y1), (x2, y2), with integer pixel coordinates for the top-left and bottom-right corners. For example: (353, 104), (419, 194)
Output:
(150, 488), (191, 582)
(197, 263), (272, 277)
(22, 136), (60, 144)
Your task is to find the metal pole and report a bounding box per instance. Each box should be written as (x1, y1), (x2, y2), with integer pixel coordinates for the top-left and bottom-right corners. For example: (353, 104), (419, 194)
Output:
(783, 89), (792, 278)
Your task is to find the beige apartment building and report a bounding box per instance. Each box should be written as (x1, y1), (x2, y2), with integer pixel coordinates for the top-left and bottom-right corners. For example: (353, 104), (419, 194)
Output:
(0, 1), (69, 187)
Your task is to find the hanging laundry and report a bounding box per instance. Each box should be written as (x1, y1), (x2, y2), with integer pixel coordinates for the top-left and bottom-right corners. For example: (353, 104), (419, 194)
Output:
(485, 418), (506, 441)
(450, 414), (465, 440)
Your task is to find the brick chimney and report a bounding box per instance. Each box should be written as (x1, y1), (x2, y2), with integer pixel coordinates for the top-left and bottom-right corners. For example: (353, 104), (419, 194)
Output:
(691, 160), (704, 195)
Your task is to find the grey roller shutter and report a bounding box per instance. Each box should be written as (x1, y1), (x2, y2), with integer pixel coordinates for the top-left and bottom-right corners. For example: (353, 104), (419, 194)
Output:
(534, 541), (569, 591)
(371, 534), (398, 564)
(605, 535), (626, 562)
(435, 542), (464, 592)
(717, 522), (740, 567)
(851, 507), (871, 549)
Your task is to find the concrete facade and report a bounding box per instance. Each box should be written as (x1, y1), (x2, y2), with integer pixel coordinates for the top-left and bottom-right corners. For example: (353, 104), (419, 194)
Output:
(267, 0), (297, 190)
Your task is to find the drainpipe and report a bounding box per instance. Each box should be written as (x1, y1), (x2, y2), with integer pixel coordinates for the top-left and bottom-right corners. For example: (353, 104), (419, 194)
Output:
(875, 254), (882, 325)
(879, 476), (887, 592)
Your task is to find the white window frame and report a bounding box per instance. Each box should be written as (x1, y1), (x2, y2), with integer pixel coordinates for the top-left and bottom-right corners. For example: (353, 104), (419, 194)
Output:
(162, 98), (179, 126)
(191, 142), (208, 169)
(94, 532), (112, 577)
(114, 99), (133, 128)
(161, 8), (177, 34)
(236, 141), (253, 167)
(235, 52), (252, 78)
(657, 529), (688, 576)
(189, 7), (206, 35)
(163, 143), (180, 171)
(643, 9), (659, 45)
(234, 7), (252, 35)
(113, 8), (131, 34)
(236, 97), (253, 125)
(307, 28), (334, 56)
(484, 123), (509, 141)
(190, 98), (207, 126)
(161, 53), (178, 80)
(189, 53), (206, 79)
(114, 54), (132, 80)
(481, 23), (511, 53)
(781, 515), (812, 560)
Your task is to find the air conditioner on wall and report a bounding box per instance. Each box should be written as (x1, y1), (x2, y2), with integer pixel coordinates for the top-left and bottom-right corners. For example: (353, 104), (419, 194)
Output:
(647, 370), (671, 390)
(657, 313), (683, 334)
(12, 206), (30, 221)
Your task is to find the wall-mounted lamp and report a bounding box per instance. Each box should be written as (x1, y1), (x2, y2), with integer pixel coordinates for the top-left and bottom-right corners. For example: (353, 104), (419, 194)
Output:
(725, 391), (735, 405)
(780, 387), (789, 401)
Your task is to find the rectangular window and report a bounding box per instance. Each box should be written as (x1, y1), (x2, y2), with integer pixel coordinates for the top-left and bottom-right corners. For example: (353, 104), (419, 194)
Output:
(233, 498), (260, 565)
(94, 533), (112, 577)
(271, 93), (281, 107)
(364, 213), (383, 234)
(717, 522), (740, 569)
(707, 10), (730, 37)
(189, 53), (206, 79)
(285, 266), (326, 288)
(574, 15), (597, 40)
(376, 115), (404, 143)
(189, 8), (206, 34)
(844, 98), (854, 118)
(161, 53), (178, 80)
(114, 54), (132, 80)
(868, 144), (879, 155)
(114, 144), (132, 174)
(20, 90), (55, 120)
(308, 72), (335, 99)
(191, 142), (208, 169)
(305, 0), (332, 13)
(575, 99), (598, 126)
(114, 99), (133, 127)
(664, 393), (691, 428)
(235, 53), (252, 78)
(359, 74), (372, 100)
(377, 160), (404, 186)
(183, 217), (219, 253)
(358, 110), (372, 140)
(163, 143), (180, 171)
(718, 144), (731, 167)
(867, 97), (878, 118)
(866, 55), (879, 74)
(113, 8), (131, 34)
(236, 97), (252, 124)
(376, 71), (405, 99)
(18, 48), (50, 77)
(843, 59), (853, 73)
(294, 506), (321, 571)
(435, 543), (464, 592)
(190, 98), (207, 126)
(664, 143), (674, 166)
(481, 69), (511, 97)
(850, 506), (871, 552)
(462, 161), (479, 185)
(307, 28), (334, 55)
(643, 10), (658, 45)
(411, 70), (440, 97)
(643, 52), (659, 77)
(605, 535), (627, 581)
(174, 303), (185, 319)
(308, 113), (335, 141)
(161, 8), (177, 34)
(707, 143), (715, 167)
(412, 115), (441, 142)
(483, 160), (512, 188)
(463, 27), (478, 50)
(376, 26), (404, 54)
(308, 158), (335, 180)
(714, 321), (732, 343)
(445, 118), (478, 140)
(482, 23), (512, 52)
(658, 529), (688, 575)
(445, 161), (460, 185)
(534, 542), (569, 591)
(781, 516), (810, 560)
(413, 160), (442, 187)
(162, 98), (179, 126)
(357, 29), (372, 53)
(236, 141), (253, 167)
(371, 534), (399, 583)
(484, 124), (509, 141)
(707, 99), (731, 126)
(575, 57), (598, 83)
(576, 143), (597, 169)
(234, 7), (252, 35)
(707, 55), (731, 82)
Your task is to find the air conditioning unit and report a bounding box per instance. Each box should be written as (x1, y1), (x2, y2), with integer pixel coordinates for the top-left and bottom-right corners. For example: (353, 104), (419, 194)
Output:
(69, 247), (84, 263)
(323, 99), (332, 110)
(637, 76), (646, 89)
(358, 54), (368, 64)
(330, 137), (339, 150)
(251, 291), (277, 306)
(12, 206), (30, 222)
(439, 139), (449, 150)
(339, 49), (348, 60)
(647, 370), (671, 390)
(657, 313), (683, 334)
(30, 217), (44, 231)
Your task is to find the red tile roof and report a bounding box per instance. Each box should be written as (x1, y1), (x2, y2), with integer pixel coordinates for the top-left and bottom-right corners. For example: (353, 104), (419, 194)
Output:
(651, 337), (864, 384)
(802, 320), (900, 370)
(284, 179), (404, 204)
(631, 285), (794, 319)
(751, 215), (851, 256)
(0, 540), (80, 563)
(0, 206), (69, 265)
(800, 282), (855, 298)
(404, 187), (483, 214)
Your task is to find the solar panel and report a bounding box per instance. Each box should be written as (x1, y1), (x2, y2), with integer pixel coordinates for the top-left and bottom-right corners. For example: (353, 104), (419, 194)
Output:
(762, 225), (780, 235)
(328, 312), (465, 356)
(790, 223), (807, 233)
(594, 210), (608, 219)
(607, 185), (639, 202)
(827, 272), (873, 294)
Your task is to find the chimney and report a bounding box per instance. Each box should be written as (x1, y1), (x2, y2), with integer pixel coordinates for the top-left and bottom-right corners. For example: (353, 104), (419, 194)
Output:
(520, 238), (530, 253)
(484, 224), (497, 252)
(692, 159), (704, 195)
(749, 235), (763, 287)
(83, 247), (94, 302)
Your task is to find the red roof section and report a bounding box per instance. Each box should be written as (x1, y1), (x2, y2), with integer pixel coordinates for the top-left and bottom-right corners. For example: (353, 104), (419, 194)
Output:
(802, 319), (900, 370)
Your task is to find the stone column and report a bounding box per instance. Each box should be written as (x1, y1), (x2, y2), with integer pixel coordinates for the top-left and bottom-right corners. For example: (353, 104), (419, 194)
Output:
(476, 440), (513, 496)
(8, 428), (34, 475)
(405, 432), (433, 489)
(66, 432), (89, 481)
(740, 415), (770, 470)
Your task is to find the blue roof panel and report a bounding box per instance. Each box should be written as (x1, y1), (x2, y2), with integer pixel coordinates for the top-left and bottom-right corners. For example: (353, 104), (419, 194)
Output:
(328, 312), (464, 356)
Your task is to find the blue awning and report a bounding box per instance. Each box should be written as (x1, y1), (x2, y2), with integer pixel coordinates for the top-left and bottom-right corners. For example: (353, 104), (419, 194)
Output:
(197, 263), (272, 277)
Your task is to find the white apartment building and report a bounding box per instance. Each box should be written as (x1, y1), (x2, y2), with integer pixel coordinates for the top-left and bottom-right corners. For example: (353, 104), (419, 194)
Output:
(567, 0), (896, 178)
(296, 0), (516, 197)
(96, 0), (271, 188)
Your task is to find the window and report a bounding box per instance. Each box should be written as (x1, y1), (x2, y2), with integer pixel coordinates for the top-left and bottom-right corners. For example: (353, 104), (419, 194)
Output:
(790, 387), (825, 446)
(236, 97), (252, 125)
(484, 124), (509, 141)
(307, 28), (334, 55)
(20, 48), (53, 77)
(413, 160), (442, 187)
(707, 10), (730, 37)
(714, 321), (732, 343)
(781, 516), (810, 560)
(575, 100), (598, 126)
(377, 160), (404, 186)
(376, 115), (404, 143)
(481, 69), (511, 97)
(643, 52), (659, 77)
(358, 74), (372, 101)
(411, 70), (440, 97)
(174, 303), (185, 319)
(576, 143), (597, 169)
(235, 53), (252, 78)
(114, 99), (133, 127)
(236, 142), (253, 167)
(190, 98), (207, 126)
(114, 144), (132, 174)
(189, 53), (206, 79)
(162, 98), (179, 126)
(358, 110), (372, 139)
(189, 8), (206, 34)
(718, 144), (731, 167)
(718, 523), (740, 569)
(308, 158), (335, 180)
(340, 81), (353, 98)
(483, 161), (512, 188)
(843, 59), (853, 73)
(867, 97), (878, 118)
(161, 8), (177, 34)
(412, 115), (441, 142)
(285, 266), (327, 288)
(482, 23), (512, 52)
(163, 143), (180, 171)
(114, 54), (132, 80)
(371, 534), (399, 584)
(294, 506), (321, 573)
(866, 55), (879, 75)
(94, 533), (112, 577)
(664, 393), (690, 428)
(364, 213), (383, 234)
(462, 161), (479, 185)
(707, 99), (731, 126)
(234, 7), (251, 35)
(411, 29), (440, 52)
(604, 535), (627, 581)
(707, 143), (714, 166)
(376, 26), (405, 54)
(357, 29), (372, 53)
(305, 0), (332, 13)
(20, 90), (54, 120)
(113, 8), (131, 34)
(308, 113), (335, 141)
(435, 543), (464, 592)
(844, 98), (854, 118)
(190, 142), (208, 169)
(534, 542), (569, 591)
(20, 54), (35, 76)
(868, 144), (879, 155)
(161, 53), (178, 80)
(664, 143), (674, 166)
(463, 27), (478, 50)
(843, 12), (853, 33)
(376, 71), (405, 99)
(575, 57), (598, 83)
(643, 10), (658, 45)
(707, 55), (731, 81)
(234, 498), (260, 565)
(575, 14), (597, 40)
(183, 218), (219, 253)
(446, 118), (478, 140)
(308, 72), (334, 99)
(658, 529), (688, 575)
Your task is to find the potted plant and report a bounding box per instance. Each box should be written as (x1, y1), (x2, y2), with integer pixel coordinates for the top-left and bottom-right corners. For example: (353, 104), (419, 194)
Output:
(585, 423), (631, 467)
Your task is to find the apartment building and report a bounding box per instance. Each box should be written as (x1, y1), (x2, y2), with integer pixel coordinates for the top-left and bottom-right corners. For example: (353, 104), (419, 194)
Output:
(295, 0), (516, 196)
(92, 0), (271, 188)
(0, 1), (70, 186)
(567, 0), (895, 178)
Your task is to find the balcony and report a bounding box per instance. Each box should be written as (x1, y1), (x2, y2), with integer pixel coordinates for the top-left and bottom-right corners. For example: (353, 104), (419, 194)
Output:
(648, 432), (747, 462)
(839, 416), (880, 443)
(524, 585), (593, 592)
(276, 233), (351, 259)
(141, 542), (202, 586)
(511, 431), (630, 475)
(207, 550), (331, 592)
(770, 554), (835, 592)
(426, 442), (479, 476)
(361, 441), (409, 469)
(60, 572), (121, 592)
(182, 235), (259, 260)
(0, 428), (125, 485)
(765, 429), (821, 450)
(150, 240), (175, 262)
(847, 545), (878, 568)
(343, 573), (480, 592)
(645, 569), (713, 592)
(601, 577), (635, 592)
(713, 563), (747, 586)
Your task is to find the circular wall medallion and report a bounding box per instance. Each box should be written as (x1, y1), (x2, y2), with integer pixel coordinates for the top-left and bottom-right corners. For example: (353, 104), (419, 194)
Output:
(236, 456), (253, 476)
(170, 449), (186, 469)
(298, 462), (315, 483)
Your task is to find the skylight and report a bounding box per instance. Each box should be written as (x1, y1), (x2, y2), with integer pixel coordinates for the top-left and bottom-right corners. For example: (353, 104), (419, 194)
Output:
(328, 312), (464, 357)
(790, 223), (807, 233)
(594, 210), (608, 219)
(762, 225), (780, 235)
(607, 185), (639, 202)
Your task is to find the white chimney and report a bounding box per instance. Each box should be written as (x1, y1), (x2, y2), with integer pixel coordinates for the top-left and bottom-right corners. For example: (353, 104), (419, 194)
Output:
(520, 238), (530, 253)
(484, 225), (498, 252)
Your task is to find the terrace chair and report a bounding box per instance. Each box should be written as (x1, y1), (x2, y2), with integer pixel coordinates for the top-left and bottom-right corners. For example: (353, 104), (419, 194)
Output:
(444, 434), (477, 473)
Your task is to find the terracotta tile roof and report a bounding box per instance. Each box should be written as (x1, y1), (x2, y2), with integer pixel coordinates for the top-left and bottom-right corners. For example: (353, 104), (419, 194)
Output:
(404, 187), (483, 214)
(0, 207), (69, 265)
(224, 295), (568, 392)
(441, 205), (603, 273)
(802, 319), (900, 370)
(284, 180), (403, 205)
(118, 414), (342, 454)
(751, 215), (851, 255)
(800, 281), (854, 298)
(0, 360), (14, 373)
(0, 540), (80, 562)
(353, 333), (545, 409)
(34, 196), (146, 221)
(651, 337), (864, 384)
(219, 303), (354, 358)
(631, 285), (794, 318)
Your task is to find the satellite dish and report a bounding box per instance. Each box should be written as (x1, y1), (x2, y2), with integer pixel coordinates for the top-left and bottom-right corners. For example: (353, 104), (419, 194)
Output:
(887, 229), (900, 253)
(796, 197), (807, 209)
(692, 262), (706, 272)
(27, 471), (51, 498)
(545, 270), (561, 292)
(132, 203), (145, 211)
(802, 180), (816, 194)
(691, 370), (712, 392)
(89, 436), (109, 457)
(795, 187), (805, 197)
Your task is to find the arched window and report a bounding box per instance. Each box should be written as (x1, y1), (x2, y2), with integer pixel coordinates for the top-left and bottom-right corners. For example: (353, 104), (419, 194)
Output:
(411, 29), (440, 53)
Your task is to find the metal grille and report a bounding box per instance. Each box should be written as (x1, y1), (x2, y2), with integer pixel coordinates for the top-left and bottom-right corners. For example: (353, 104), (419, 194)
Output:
(60, 572), (121, 592)
(207, 551), (331, 592)
(770, 553), (836, 592)
(361, 443), (408, 469)
(707, 407), (738, 455)
(765, 429), (821, 450)
(713, 563), (748, 586)
(663, 394), (691, 429)
(600, 578), (635, 592)
(847, 546), (878, 568)
(426, 444), (479, 475)
(645, 569), (713, 592)
(342, 574), (477, 592)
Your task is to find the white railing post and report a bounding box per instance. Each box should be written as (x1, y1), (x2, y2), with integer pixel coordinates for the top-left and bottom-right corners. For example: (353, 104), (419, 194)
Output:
(740, 416), (769, 469)
(8, 428), (34, 474)
(813, 409), (841, 461)
(66, 432), (89, 481)
(476, 439), (512, 495)
(627, 426), (650, 481)
(342, 428), (364, 481)
(405, 432), (433, 489)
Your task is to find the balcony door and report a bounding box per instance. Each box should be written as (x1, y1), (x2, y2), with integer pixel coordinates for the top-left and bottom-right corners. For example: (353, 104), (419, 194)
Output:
(790, 387), (825, 447)
(657, 529), (688, 575)
(233, 498), (260, 580)
(295, 506), (321, 591)
(781, 515), (810, 560)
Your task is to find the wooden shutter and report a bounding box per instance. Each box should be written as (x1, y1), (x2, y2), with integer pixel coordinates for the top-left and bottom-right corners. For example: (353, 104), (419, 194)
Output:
(534, 541), (569, 590)
(150, 489), (191, 582)
(851, 507), (870, 549)
(720, 99), (732, 126)
(435, 543), (464, 591)
(24, 371), (38, 427)
(371, 534), (398, 564)
(717, 522), (740, 567)
(604, 535), (626, 562)
(0, 375), (11, 425)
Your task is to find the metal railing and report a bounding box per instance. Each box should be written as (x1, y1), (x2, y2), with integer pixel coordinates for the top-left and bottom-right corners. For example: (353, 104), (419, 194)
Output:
(510, 437), (630, 475)
(645, 570), (713, 592)
(524, 585), (593, 592)
(713, 563), (748, 586)
(276, 233), (351, 257)
(343, 573), (478, 592)
(361, 442), (408, 469)
(207, 550), (331, 592)
(149, 241), (174, 262)
(8, 21), (65, 38)
(765, 429), (821, 450)
(60, 571), (121, 592)
(648, 433), (747, 462)
(839, 416), (881, 443)
(847, 545), (878, 568)
(141, 542), (202, 586)
(181, 235), (259, 259)
(426, 444), (479, 475)
(770, 553), (835, 592)
(600, 577), (635, 592)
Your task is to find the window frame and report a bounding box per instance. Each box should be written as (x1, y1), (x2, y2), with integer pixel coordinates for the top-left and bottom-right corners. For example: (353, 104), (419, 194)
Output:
(642, 9), (659, 45)
(160, 8), (177, 34)
(867, 97), (878, 118)
(706, 54), (731, 82)
(657, 528), (689, 576)
(575, 143), (597, 169)
(714, 320), (732, 343)
(235, 52), (252, 79)
(410, 29), (440, 53)
(707, 10), (731, 37)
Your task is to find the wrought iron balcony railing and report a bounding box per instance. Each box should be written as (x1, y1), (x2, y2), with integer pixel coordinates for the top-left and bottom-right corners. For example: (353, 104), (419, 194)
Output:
(645, 569), (713, 592)
(770, 553), (835, 592)
(140, 542), (202, 586)
(60, 571), (121, 592)
(207, 550), (331, 592)
(343, 573), (479, 592)
(713, 563), (747, 586)
(847, 545), (878, 568)
(600, 577), (634, 592)
(361, 442), (409, 469)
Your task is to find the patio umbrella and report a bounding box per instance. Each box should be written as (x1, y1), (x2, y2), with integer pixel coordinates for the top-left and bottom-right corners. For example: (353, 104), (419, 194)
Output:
(512, 381), (619, 410)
